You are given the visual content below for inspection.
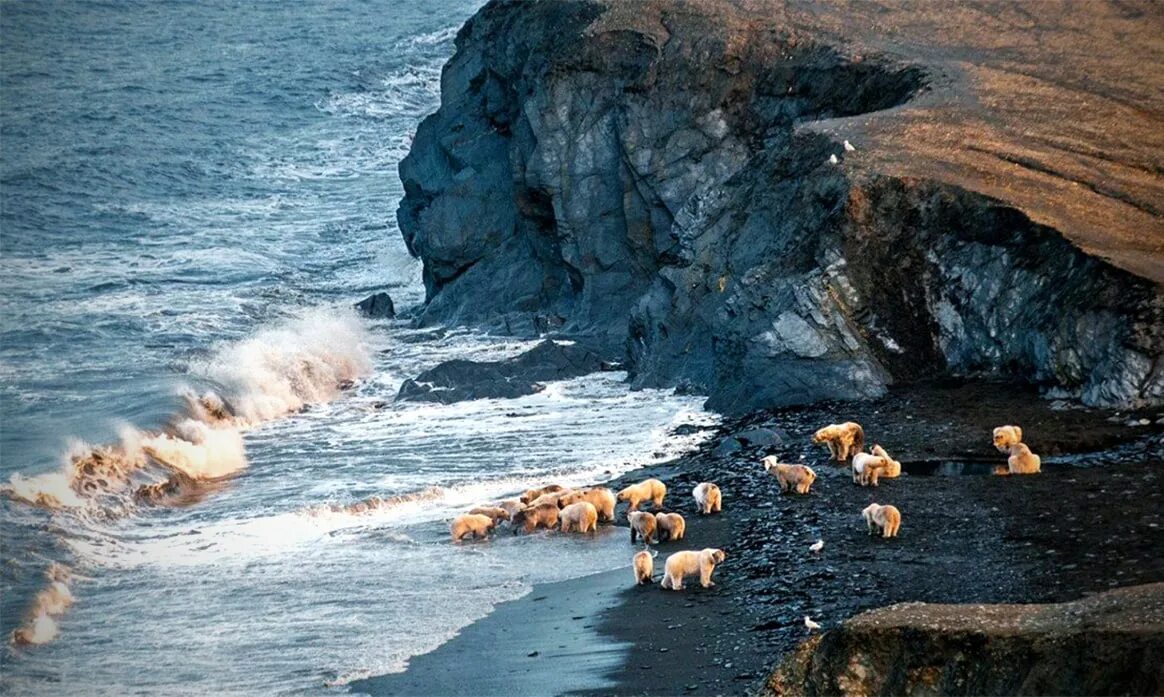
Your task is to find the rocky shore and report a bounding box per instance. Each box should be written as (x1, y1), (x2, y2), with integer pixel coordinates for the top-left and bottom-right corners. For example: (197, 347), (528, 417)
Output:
(379, 0), (1164, 693)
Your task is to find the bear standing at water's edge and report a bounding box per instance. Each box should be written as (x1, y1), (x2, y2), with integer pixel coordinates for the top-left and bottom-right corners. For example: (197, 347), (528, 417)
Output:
(559, 501), (598, 533)
(661, 548), (726, 590)
(617, 478), (666, 511)
(450, 513), (495, 542)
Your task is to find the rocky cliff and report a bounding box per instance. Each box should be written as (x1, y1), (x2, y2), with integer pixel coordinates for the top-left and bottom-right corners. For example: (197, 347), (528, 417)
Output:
(397, 0), (1164, 414)
(764, 583), (1164, 696)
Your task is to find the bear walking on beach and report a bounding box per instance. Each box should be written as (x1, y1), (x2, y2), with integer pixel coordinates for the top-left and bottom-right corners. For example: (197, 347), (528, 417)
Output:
(628, 510), (658, 544)
(450, 513), (496, 542)
(654, 512), (686, 542)
(762, 457), (816, 494)
(633, 550), (654, 585)
(557, 487), (616, 522)
(617, 478), (666, 511)
(511, 503), (560, 534)
(812, 422), (865, 461)
(862, 503), (901, 538)
(660, 548), (726, 590)
(692, 482), (722, 514)
(559, 501), (599, 533)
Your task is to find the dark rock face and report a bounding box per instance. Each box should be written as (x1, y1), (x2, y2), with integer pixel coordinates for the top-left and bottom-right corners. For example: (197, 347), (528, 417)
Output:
(355, 292), (396, 319)
(765, 583), (1164, 696)
(396, 339), (608, 404)
(398, 0), (1164, 414)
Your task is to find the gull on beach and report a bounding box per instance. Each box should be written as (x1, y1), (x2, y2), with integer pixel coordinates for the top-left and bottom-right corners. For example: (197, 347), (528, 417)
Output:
(804, 616), (821, 631)
(828, 154), (839, 165)
(809, 540), (824, 553)
(843, 139), (856, 152)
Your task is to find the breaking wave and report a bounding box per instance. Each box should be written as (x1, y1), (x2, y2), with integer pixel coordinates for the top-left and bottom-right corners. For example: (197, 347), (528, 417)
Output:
(1, 308), (372, 645)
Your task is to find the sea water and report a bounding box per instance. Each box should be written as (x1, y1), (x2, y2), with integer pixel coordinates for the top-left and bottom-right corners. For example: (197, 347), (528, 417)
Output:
(0, 1), (715, 692)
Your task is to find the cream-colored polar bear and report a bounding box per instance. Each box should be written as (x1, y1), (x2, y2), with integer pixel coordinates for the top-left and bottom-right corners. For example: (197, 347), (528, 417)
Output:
(628, 510), (658, 544)
(654, 512), (686, 542)
(495, 498), (525, 519)
(617, 478), (666, 511)
(467, 506), (512, 524)
(519, 484), (568, 505)
(560, 501), (599, 533)
(511, 503), (560, 534)
(992, 425), (1023, 452)
(661, 548), (726, 590)
(526, 491), (570, 509)
(870, 444), (902, 478)
(851, 452), (890, 487)
(557, 487), (616, 522)
(633, 550), (654, 585)
(762, 456), (816, 494)
(812, 422), (865, 461)
(450, 513), (496, 541)
(862, 503), (901, 538)
(1005, 443), (1041, 475)
(692, 482), (722, 514)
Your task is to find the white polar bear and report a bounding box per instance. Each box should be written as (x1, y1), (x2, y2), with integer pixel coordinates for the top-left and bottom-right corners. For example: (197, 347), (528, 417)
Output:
(660, 548), (726, 590)
(692, 482), (722, 514)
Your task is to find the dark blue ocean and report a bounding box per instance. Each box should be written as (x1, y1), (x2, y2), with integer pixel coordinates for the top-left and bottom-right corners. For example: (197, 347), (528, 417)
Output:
(0, 2), (714, 692)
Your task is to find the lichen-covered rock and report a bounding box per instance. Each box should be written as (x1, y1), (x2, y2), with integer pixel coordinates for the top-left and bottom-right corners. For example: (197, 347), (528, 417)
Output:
(764, 583), (1164, 697)
(397, 0), (1164, 414)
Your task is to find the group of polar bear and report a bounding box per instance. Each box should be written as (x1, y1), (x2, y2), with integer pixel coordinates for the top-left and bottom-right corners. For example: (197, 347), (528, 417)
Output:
(449, 419), (1040, 591)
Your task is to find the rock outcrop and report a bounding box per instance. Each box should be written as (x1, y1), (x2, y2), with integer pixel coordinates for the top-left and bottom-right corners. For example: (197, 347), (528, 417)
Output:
(764, 583), (1164, 696)
(355, 292), (396, 319)
(396, 339), (609, 403)
(397, 0), (1164, 414)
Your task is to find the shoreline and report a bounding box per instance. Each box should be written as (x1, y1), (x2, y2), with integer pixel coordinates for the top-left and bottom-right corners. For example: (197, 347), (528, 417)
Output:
(350, 381), (1163, 696)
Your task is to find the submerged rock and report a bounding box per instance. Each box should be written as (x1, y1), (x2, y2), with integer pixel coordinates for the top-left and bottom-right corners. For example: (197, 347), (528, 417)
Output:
(764, 583), (1164, 696)
(397, 0), (1163, 414)
(395, 340), (608, 404)
(355, 292), (395, 319)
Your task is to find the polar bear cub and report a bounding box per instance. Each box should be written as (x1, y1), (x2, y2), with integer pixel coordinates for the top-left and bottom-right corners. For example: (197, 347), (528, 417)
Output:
(450, 513), (496, 541)
(851, 452), (890, 486)
(633, 550), (654, 585)
(692, 482), (722, 514)
(812, 422), (865, 461)
(1006, 443), (1041, 475)
(617, 478), (666, 511)
(661, 548), (726, 590)
(557, 487), (617, 522)
(992, 425), (1023, 452)
(861, 503), (901, 538)
(628, 510), (658, 544)
(654, 512), (686, 542)
(560, 501), (599, 533)
(762, 456), (816, 494)
(870, 444), (901, 478)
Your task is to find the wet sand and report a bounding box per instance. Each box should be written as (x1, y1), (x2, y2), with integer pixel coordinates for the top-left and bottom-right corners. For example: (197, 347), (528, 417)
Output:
(352, 382), (1163, 696)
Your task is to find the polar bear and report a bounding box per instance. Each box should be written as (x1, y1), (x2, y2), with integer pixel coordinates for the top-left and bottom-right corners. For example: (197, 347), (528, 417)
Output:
(511, 503), (561, 534)
(992, 425), (1023, 452)
(519, 484), (568, 505)
(560, 501), (599, 533)
(628, 510), (658, 544)
(35, 581), (74, 616)
(654, 512), (686, 542)
(851, 452), (890, 487)
(633, 550), (655, 585)
(11, 611), (58, 646)
(692, 482), (722, 514)
(661, 548), (726, 590)
(450, 513), (496, 542)
(862, 503), (901, 538)
(494, 498), (525, 519)
(870, 444), (902, 478)
(1005, 443), (1041, 475)
(617, 478), (666, 511)
(557, 487), (616, 522)
(762, 457), (816, 494)
(467, 506), (512, 524)
(526, 491), (570, 509)
(812, 422), (865, 461)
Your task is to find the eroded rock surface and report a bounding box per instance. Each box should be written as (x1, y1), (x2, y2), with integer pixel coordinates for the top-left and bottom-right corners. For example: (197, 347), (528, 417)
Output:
(765, 583), (1164, 696)
(398, 0), (1163, 413)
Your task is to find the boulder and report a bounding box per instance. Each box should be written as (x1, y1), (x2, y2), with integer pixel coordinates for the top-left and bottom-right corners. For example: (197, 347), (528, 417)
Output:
(765, 583), (1164, 696)
(355, 292), (395, 319)
(395, 340), (608, 404)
